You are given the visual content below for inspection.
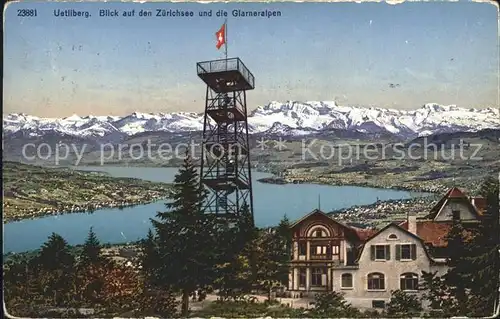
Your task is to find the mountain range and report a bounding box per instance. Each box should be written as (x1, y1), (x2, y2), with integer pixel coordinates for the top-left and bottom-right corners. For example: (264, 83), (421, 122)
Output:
(3, 101), (500, 143)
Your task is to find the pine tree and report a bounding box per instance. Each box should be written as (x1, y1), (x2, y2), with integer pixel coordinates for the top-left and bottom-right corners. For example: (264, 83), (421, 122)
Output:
(80, 227), (103, 265)
(386, 289), (423, 317)
(462, 176), (499, 316)
(147, 153), (220, 317)
(34, 232), (75, 272)
(312, 291), (359, 317)
(214, 203), (257, 300)
(31, 232), (76, 306)
(139, 228), (160, 286)
(275, 214), (292, 285)
(255, 216), (292, 300)
(440, 176), (500, 316)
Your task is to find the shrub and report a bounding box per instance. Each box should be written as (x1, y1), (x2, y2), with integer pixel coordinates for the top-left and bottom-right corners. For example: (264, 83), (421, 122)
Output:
(386, 290), (423, 317)
(311, 291), (361, 317)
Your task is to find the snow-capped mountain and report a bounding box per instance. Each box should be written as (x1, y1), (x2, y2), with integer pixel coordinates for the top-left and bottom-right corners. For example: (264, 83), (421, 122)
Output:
(3, 102), (500, 141)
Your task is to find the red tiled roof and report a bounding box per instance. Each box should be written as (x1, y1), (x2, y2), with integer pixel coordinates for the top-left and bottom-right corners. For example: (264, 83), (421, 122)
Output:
(448, 187), (467, 199)
(425, 187), (479, 219)
(399, 220), (452, 247)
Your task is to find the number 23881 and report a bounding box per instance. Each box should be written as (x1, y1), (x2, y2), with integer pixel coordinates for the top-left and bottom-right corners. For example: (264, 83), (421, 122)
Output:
(18, 9), (38, 17)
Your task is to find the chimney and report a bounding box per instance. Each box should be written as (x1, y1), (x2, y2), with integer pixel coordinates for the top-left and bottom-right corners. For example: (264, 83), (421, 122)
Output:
(407, 213), (417, 235)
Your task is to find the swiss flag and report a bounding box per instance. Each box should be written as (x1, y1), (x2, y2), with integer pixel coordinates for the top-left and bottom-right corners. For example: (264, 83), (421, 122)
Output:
(215, 23), (226, 50)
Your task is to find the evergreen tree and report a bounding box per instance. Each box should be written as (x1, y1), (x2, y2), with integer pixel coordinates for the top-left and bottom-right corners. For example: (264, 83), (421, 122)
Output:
(146, 153), (220, 317)
(312, 291), (359, 317)
(386, 290), (423, 317)
(31, 233), (75, 306)
(214, 203), (257, 300)
(443, 222), (471, 314)
(462, 176), (499, 315)
(421, 270), (458, 316)
(439, 176), (500, 316)
(139, 228), (160, 286)
(80, 227), (103, 265)
(34, 232), (75, 272)
(255, 216), (292, 300)
(276, 214), (292, 283)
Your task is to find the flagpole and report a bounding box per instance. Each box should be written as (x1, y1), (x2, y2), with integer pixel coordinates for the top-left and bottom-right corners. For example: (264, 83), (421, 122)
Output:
(224, 19), (228, 70)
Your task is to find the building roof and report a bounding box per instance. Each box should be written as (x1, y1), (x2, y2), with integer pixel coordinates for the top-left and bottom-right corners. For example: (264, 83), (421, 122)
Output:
(288, 187), (482, 254)
(289, 209), (367, 241)
(354, 222), (445, 264)
(350, 226), (378, 241)
(400, 220), (453, 247)
(470, 196), (487, 214)
(422, 187), (481, 220)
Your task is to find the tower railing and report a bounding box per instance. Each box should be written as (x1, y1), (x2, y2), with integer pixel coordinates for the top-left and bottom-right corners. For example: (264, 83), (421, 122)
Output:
(197, 57), (255, 89)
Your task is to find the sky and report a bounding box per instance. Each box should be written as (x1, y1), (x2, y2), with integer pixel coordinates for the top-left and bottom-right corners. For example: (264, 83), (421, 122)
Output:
(3, 0), (499, 117)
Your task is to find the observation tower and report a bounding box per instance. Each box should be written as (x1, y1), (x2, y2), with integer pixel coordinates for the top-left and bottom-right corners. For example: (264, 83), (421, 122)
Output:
(196, 58), (255, 223)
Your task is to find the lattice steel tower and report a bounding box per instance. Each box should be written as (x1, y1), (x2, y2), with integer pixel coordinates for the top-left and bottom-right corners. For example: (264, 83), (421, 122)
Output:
(196, 58), (255, 222)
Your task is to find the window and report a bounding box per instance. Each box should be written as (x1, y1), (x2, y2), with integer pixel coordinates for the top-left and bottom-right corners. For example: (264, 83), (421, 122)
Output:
(452, 210), (460, 220)
(311, 267), (326, 286)
(372, 300), (385, 309)
(341, 273), (353, 288)
(370, 244), (390, 261)
(388, 234), (398, 240)
(332, 245), (340, 255)
(312, 245), (328, 255)
(311, 227), (328, 237)
(395, 244), (417, 260)
(298, 242), (306, 255)
(367, 272), (385, 290)
(299, 268), (306, 287)
(400, 273), (419, 291)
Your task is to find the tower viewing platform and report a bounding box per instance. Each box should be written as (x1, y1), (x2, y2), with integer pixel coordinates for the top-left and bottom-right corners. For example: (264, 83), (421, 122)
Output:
(197, 57), (255, 93)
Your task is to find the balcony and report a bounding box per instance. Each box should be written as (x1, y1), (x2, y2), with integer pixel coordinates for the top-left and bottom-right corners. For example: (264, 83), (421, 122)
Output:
(197, 58), (255, 92)
(310, 254), (332, 260)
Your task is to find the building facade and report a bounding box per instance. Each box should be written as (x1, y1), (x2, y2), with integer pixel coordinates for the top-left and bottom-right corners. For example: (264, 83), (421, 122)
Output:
(287, 187), (485, 310)
(288, 210), (363, 295)
(335, 223), (446, 309)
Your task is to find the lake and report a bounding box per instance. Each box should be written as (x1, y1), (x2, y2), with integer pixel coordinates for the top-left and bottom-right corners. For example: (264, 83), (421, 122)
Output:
(3, 166), (428, 253)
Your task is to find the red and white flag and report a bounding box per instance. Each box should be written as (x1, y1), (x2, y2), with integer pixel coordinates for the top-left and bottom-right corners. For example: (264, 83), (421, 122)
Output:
(215, 23), (226, 50)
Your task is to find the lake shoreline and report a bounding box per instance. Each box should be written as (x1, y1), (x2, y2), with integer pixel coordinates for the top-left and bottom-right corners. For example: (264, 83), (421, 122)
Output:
(257, 176), (442, 194)
(3, 195), (438, 255)
(3, 197), (169, 224)
(5, 178), (429, 225)
(3, 162), (173, 224)
(5, 165), (432, 253)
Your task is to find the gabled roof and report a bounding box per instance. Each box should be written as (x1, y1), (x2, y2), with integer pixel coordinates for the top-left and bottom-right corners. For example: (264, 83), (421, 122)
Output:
(362, 222), (423, 244)
(422, 187), (480, 220)
(289, 209), (330, 228)
(354, 222), (444, 264)
(289, 209), (363, 240)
